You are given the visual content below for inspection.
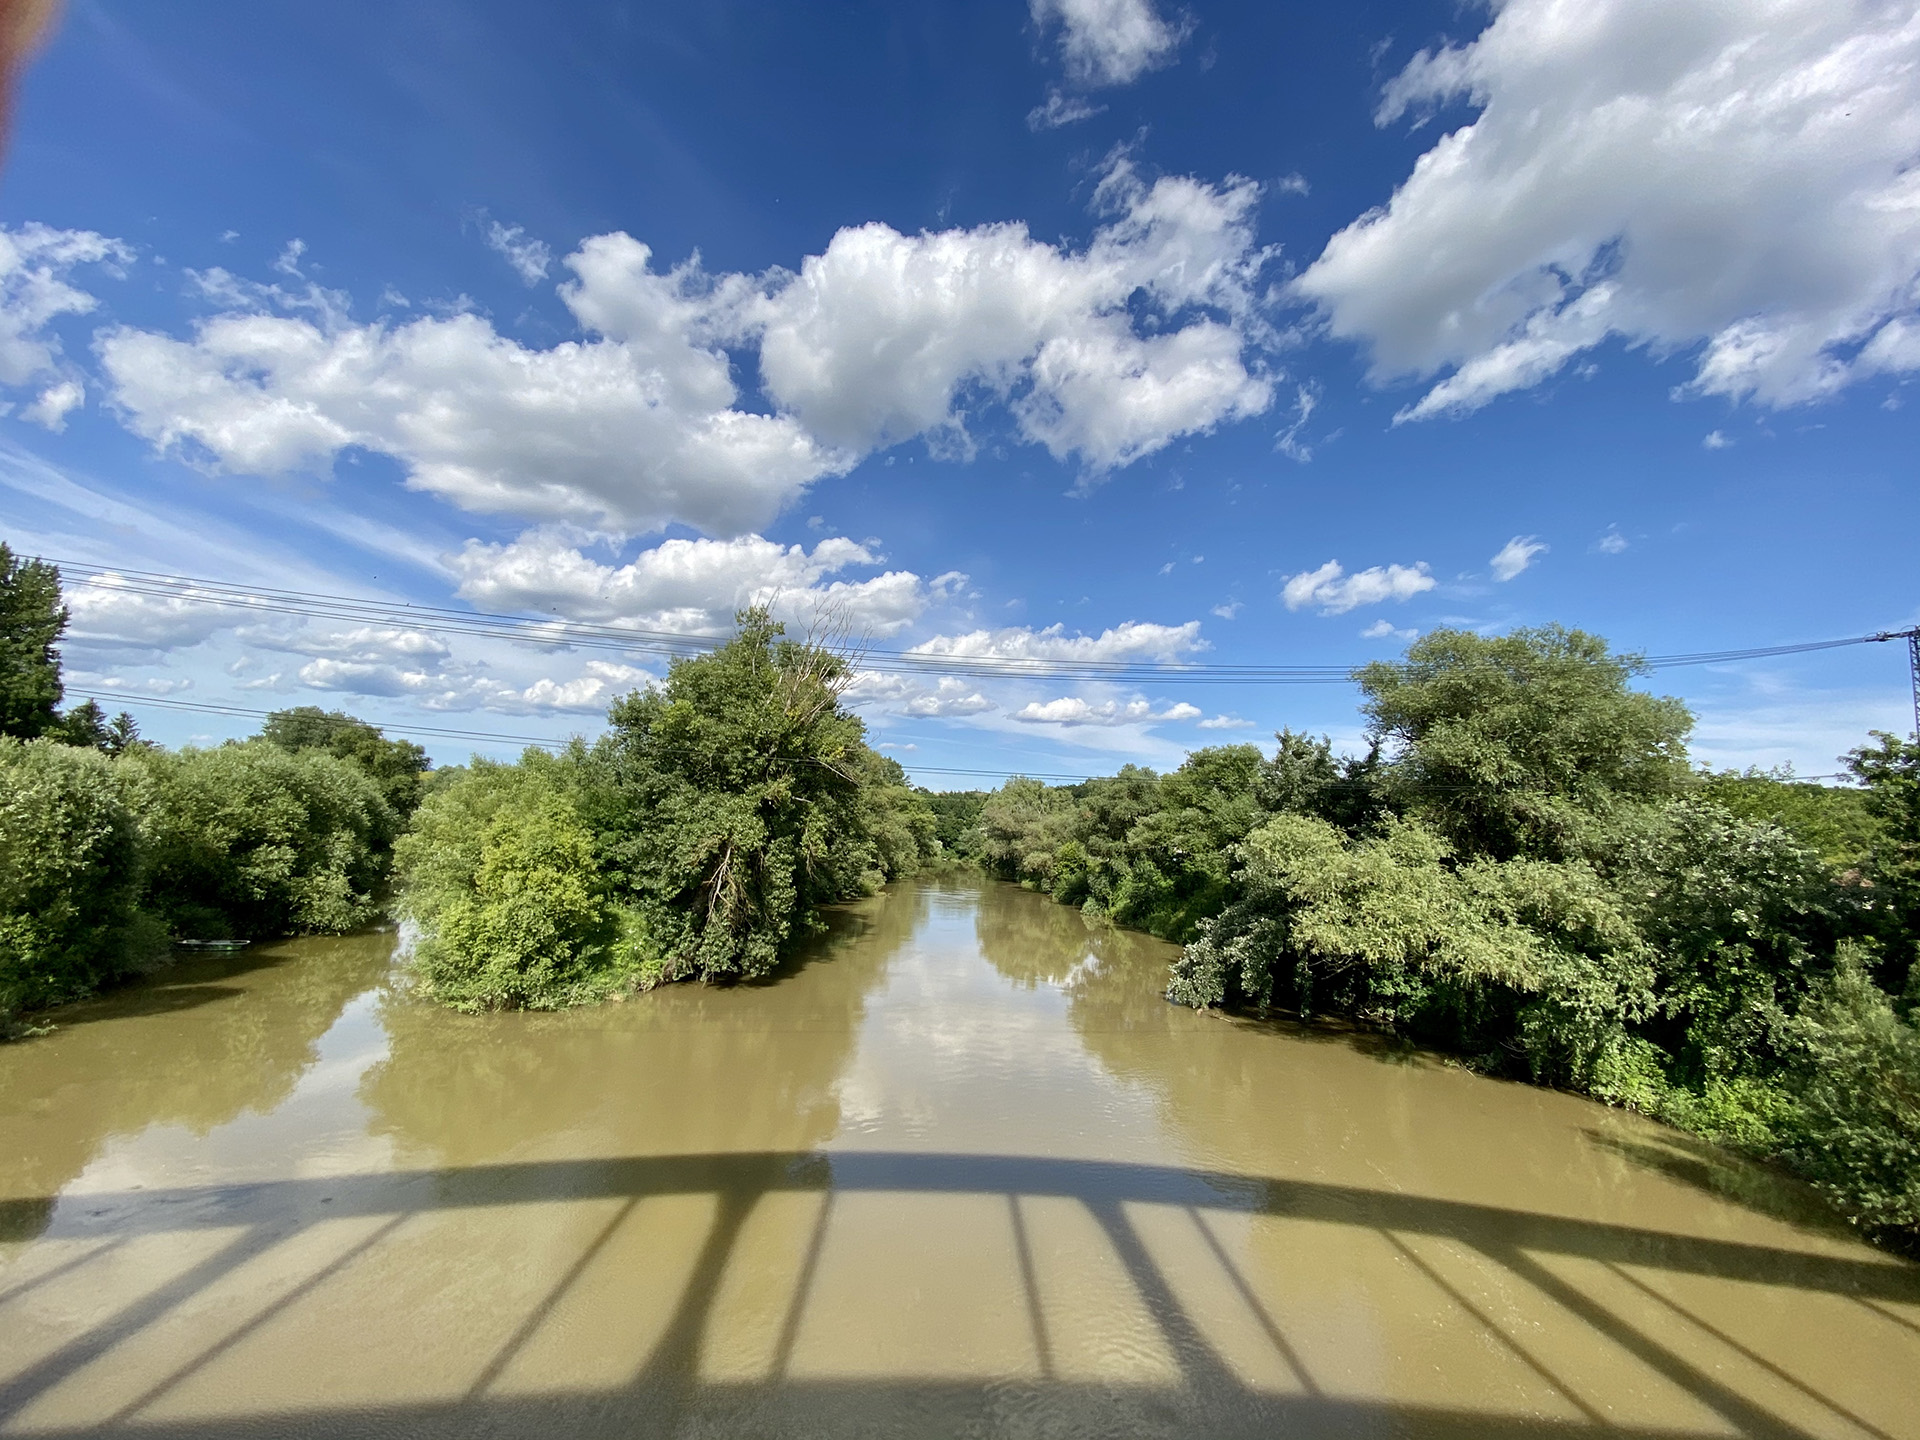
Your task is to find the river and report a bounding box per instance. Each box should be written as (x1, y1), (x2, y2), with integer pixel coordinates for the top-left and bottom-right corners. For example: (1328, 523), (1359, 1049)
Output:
(2, 876), (1917, 1438)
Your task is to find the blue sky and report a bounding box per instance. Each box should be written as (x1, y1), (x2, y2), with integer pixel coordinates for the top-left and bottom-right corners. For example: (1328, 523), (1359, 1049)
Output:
(2, 0), (1916, 781)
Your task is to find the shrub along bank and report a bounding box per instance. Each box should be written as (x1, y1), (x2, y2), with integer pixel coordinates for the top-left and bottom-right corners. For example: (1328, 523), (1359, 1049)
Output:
(1, 726), (419, 1020)
(0, 542), (431, 1020)
(952, 626), (1920, 1250)
(394, 611), (936, 1010)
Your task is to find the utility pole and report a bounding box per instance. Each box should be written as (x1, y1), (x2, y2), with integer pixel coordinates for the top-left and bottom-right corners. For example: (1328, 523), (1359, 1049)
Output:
(1870, 627), (1920, 737)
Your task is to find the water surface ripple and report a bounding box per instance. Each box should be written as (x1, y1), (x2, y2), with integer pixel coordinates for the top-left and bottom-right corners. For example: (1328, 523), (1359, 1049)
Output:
(3, 877), (1917, 1438)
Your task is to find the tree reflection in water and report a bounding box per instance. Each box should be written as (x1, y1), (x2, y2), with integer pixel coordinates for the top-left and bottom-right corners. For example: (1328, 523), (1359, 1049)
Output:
(1, 879), (1916, 1439)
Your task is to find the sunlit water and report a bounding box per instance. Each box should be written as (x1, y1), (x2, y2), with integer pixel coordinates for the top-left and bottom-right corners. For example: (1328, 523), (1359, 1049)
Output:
(2, 876), (1918, 1438)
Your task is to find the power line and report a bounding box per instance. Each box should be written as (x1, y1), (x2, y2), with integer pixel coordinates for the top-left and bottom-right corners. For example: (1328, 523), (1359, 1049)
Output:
(42, 556), (1910, 686)
(64, 691), (576, 750)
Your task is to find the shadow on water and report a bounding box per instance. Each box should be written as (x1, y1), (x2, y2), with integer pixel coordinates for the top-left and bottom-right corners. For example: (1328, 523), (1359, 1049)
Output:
(7, 881), (1919, 1439)
(1583, 1127), (1865, 1245)
(1218, 1006), (1441, 1066)
(3, 1150), (1917, 1439)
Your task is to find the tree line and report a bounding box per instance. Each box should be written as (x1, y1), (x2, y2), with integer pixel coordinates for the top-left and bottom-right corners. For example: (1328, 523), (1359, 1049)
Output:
(2, 543), (1914, 1247)
(0, 547), (933, 1021)
(1, 547), (434, 1019)
(939, 625), (1920, 1250)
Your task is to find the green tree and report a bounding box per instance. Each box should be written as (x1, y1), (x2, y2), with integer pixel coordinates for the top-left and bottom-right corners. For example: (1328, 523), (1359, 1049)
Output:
(587, 609), (927, 982)
(50, 699), (142, 755)
(1615, 797), (1848, 1096)
(1701, 767), (1881, 874)
(1357, 626), (1694, 862)
(970, 777), (1077, 884)
(124, 741), (397, 940)
(919, 788), (987, 855)
(261, 706), (431, 817)
(0, 738), (164, 1016)
(1257, 729), (1387, 833)
(1167, 812), (1649, 1085)
(1781, 944), (1920, 1244)
(1845, 732), (1920, 1000)
(0, 544), (66, 740)
(396, 756), (648, 1011)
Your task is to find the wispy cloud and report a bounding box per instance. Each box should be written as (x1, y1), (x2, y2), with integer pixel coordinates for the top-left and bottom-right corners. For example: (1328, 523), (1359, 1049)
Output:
(1490, 535), (1547, 581)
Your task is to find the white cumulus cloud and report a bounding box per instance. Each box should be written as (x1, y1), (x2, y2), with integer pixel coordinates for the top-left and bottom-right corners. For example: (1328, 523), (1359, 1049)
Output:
(844, 672), (998, 718)
(98, 238), (846, 537)
(907, 617), (1205, 664)
(1011, 695), (1201, 726)
(450, 529), (931, 637)
(21, 379), (84, 432)
(1490, 535), (1547, 582)
(1282, 559), (1435, 615)
(62, 573), (247, 653)
(0, 223), (129, 389)
(1031, 0), (1190, 89)
(1294, 0), (1920, 420)
(751, 156), (1273, 473)
(97, 158), (1276, 534)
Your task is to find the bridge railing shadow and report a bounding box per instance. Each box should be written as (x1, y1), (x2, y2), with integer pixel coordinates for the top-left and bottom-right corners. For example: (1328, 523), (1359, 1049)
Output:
(3, 1150), (1917, 1440)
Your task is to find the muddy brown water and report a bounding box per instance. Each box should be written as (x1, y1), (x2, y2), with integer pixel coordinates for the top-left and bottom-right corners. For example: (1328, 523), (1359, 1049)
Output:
(2, 876), (1917, 1439)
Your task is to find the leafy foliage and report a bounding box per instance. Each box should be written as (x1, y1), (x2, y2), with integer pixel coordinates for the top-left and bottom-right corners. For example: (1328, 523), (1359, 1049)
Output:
(971, 777), (1078, 887)
(0, 739), (164, 1014)
(395, 610), (934, 1004)
(51, 700), (143, 756)
(967, 749), (1284, 942)
(1779, 944), (1920, 1241)
(123, 741), (398, 941)
(1357, 625), (1693, 862)
(262, 706), (432, 817)
(395, 756), (649, 1011)
(0, 544), (67, 741)
(963, 625), (1919, 1248)
(0, 553), (423, 1021)
(585, 611), (930, 983)
(1701, 767), (1881, 874)
(1845, 732), (1920, 1001)
(919, 788), (986, 854)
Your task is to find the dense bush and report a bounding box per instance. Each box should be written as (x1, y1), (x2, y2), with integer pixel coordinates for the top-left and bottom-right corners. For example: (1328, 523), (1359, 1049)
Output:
(1845, 732), (1920, 1001)
(961, 625), (1920, 1248)
(1702, 767), (1881, 874)
(396, 756), (649, 1010)
(262, 706), (432, 818)
(123, 741), (397, 942)
(395, 610), (936, 1004)
(1354, 625), (1694, 863)
(1780, 945), (1920, 1236)
(0, 738), (164, 1014)
(919, 788), (987, 855)
(585, 610), (934, 983)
